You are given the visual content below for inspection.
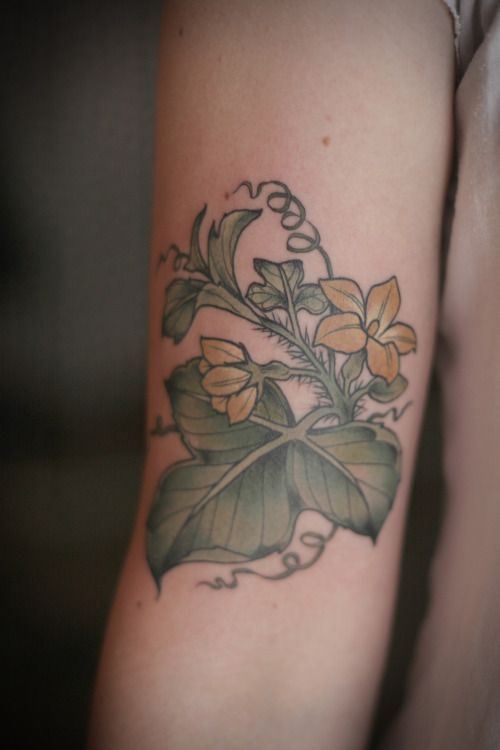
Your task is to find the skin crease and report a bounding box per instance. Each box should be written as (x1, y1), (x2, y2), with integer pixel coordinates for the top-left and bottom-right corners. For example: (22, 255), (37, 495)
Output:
(87, 2), (455, 749)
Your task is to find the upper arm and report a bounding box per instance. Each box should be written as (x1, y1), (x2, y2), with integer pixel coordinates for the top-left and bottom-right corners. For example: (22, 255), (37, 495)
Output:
(89, 2), (455, 748)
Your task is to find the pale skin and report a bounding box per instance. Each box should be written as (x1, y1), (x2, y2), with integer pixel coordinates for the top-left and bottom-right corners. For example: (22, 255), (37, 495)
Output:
(88, 2), (457, 749)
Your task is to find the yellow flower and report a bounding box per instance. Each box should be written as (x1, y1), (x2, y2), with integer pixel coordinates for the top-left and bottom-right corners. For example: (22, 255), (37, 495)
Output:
(313, 277), (417, 383)
(199, 338), (258, 424)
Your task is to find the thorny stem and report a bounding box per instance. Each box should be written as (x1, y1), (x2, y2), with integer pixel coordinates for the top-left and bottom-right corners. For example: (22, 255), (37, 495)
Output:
(276, 268), (351, 418)
(262, 318), (340, 402)
(276, 363), (350, 412)
(259, 316), (350, 422)
(350, 382), (373, 405)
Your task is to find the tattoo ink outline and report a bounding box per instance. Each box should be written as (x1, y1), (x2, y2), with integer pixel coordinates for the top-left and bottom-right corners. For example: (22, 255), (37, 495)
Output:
(148, 181), (416, 590)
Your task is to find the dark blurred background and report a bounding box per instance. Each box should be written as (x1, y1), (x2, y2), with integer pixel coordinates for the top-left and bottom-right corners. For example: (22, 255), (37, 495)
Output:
(1, 2), (444, 747)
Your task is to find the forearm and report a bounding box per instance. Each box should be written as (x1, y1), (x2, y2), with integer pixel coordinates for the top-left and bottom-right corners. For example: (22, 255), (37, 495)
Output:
(88, 2), (454, 748)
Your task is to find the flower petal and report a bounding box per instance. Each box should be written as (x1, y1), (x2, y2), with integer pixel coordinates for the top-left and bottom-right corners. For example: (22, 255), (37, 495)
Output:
(202, 366), (251, 396)
(366, 338), (399, 383)
(365, 277), (400, 334)
(378, 322), (417, 354)
(227, 386), (257, 424)
(314, 313), (367, 353)
(198, 358), (211, 375)
(211, 396), (228, 413)
(201, 337), (246, 365)
(319, 278), (365, 319)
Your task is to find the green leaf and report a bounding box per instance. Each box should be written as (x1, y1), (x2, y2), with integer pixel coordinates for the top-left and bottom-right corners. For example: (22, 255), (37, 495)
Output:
(368, 374), (408, 403)
(162, 278), (206, 343)
(148, 360), (294, 583)
(147, 444), (296, 584)
(295, 423), (400, 537)
(148, 362), (400, 585)
(162, 275), (258, 344)
(253, 258), (304, 293)
(147, 422), (400, 585)
(196, 282), (259, 323)
(294, 284), (329, 314)
(247, 262), (327, 314)
(254, 379), (295, 426)
(184, 205), (209, 274)
(207, 209), (262, 294)
(246, 282), (284, 311)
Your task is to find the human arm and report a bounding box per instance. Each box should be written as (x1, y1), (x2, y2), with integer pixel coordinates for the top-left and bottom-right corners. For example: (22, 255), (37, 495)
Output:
(88, 2), (455, 748)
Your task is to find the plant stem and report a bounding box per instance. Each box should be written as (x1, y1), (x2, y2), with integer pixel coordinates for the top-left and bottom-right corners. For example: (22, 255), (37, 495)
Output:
(277, 268), (348, 418)
(286, 366), (326, 381)
(350, 382), (373, 407)
(262, 317), (349, 420)
(230, 280), (349, 420)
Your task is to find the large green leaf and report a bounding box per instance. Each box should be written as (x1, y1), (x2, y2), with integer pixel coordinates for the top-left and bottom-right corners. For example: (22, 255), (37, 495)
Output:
(207, 209), (262, 294)
(294, 423), (400, 537)
(147, 444), (295, 584)
(147, 361), (401, 586)
(148, 359), (292, 584)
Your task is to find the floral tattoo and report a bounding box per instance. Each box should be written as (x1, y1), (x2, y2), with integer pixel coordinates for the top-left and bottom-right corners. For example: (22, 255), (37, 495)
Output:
(148, 181), (417, 590)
